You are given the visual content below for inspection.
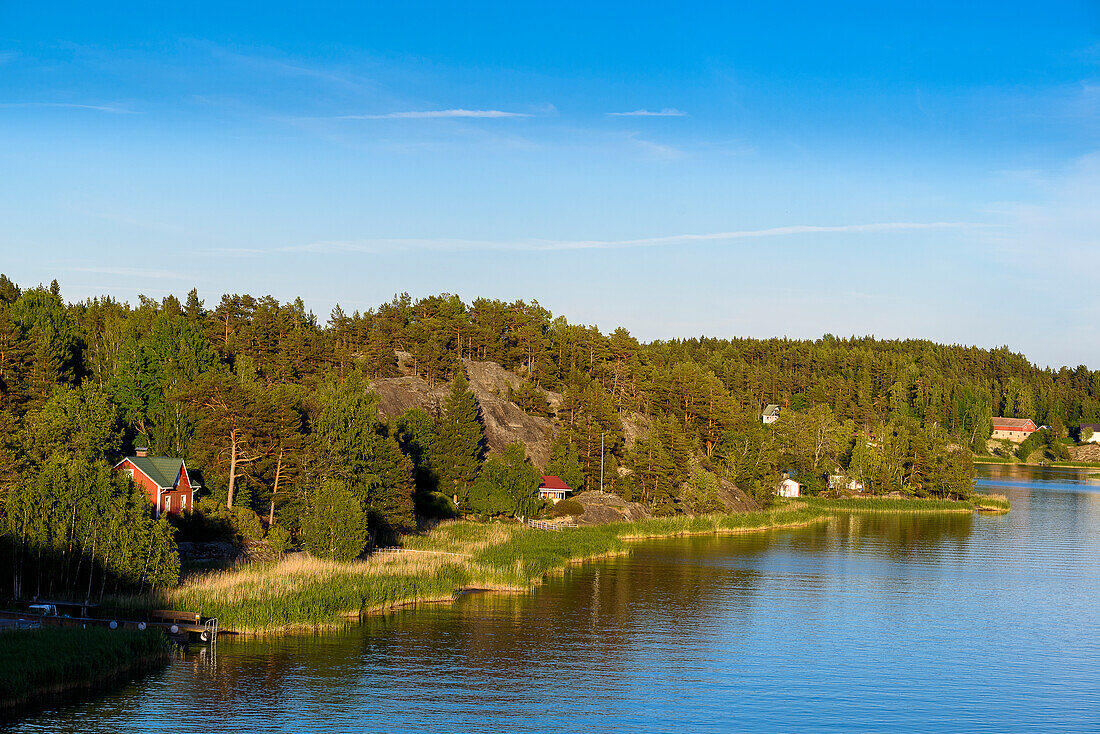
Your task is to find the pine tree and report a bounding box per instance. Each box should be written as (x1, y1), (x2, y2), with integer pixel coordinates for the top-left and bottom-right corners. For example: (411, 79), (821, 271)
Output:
(436, 367), (484, 504)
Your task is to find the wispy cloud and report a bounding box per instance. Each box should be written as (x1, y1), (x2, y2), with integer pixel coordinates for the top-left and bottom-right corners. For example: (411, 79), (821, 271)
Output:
(607, 108), (688, 117)
(0, 102), (138, 114)
(65, 266), (192, 280)
(626, 132), (685, 159)
(214, 221), (983, 257)
(333, 109), (532, 120)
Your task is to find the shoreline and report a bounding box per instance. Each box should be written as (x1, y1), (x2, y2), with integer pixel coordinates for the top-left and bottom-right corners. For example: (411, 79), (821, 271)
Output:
(0, 628), (172, 715)
(120, 495), (1003, 637)
(974, 459), (1100, 468)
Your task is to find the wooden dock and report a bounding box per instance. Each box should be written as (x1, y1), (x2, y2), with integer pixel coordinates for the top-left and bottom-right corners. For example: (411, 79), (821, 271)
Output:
(0, 607), (218, 643)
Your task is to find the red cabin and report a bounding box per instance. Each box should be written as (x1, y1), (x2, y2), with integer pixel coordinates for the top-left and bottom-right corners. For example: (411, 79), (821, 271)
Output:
(991, 417), (1038, 443)
(114, 448), (196, 517)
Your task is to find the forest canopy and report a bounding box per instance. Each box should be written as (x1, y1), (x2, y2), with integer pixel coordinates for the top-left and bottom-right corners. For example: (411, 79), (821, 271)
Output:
(0, 275), (1096, 596)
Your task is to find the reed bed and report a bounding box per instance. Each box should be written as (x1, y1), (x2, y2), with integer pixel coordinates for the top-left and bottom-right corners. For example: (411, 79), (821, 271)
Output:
(124, 494), (1005, 634)
(800, 496), (978, 513)
(0, 627), (171, 709)
(971, 493), (1011, 512)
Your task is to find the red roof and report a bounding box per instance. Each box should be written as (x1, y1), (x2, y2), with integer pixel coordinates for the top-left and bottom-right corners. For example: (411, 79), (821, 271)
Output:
(992, 417), (1036, 431)
(539, 475), (571, 491)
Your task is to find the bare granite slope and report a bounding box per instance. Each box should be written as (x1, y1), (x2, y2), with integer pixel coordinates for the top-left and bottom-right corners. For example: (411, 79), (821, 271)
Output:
(371, 355), (557, 467)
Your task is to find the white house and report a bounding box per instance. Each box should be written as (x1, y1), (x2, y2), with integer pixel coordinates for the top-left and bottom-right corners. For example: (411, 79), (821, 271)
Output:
(777, 478), (801, 498)
(828, 475), (864, 492)
(538, 475), (571, 503)
(762, 404), (781, 425)
(1080, 424), (1100, 444)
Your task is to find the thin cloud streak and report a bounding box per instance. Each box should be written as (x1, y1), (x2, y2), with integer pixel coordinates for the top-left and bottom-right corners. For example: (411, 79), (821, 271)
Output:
(66, 266), (192, 280)
(607, 108), (688, 117)
(0, 102), (138, 114)
(234, 221), (986, 257)
(333, 109), (532, 120)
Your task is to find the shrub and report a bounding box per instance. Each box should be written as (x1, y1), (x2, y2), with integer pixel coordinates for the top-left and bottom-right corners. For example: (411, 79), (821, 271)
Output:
(176, 498), (258, 545)
(232, 507), (265, 542)
(302, 480), (368, 561)
(266, 524), (292, 553)
(545, 498), (583, 518)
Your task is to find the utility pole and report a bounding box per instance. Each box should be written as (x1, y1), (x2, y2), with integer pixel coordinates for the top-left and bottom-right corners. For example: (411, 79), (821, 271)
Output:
(600, 432), (605, 493)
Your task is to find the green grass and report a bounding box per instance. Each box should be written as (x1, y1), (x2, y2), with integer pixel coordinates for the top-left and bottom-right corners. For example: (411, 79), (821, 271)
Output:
(120, 495), (1005, 634)
(0, 627), (171, 708)
(971, 494), (1011, 512)
(799, 496), (976, 513)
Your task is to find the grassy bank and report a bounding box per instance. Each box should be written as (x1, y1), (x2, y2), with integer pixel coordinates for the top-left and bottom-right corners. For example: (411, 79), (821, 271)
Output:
(974, 458), (1100, 468)
(116, 496), (1000, 635)
(0, 627), (172, 711)
(800, 496), (975, 513)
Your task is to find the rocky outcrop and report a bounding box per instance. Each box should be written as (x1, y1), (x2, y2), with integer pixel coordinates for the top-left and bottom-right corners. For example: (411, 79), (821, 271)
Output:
(370, 356), (558, 467)
(1070, 444), (1100, 462)
(571, 490), (652, 525)
(712, 478), (761, 513)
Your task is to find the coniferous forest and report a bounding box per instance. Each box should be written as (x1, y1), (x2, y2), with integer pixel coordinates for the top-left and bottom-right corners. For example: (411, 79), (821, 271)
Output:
(1, 274), (1098, 599)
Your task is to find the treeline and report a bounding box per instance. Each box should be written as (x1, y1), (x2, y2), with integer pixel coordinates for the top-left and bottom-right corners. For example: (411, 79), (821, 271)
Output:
(1, 276), (1098, 590)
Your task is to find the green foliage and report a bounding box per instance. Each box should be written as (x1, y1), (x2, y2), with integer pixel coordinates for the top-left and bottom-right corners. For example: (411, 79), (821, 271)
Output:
(310, 372), (415, 538)
(437, 368), (485, 501)
(468, 442), (541, 518)
(302, 480), (368, 561)
(772, 404), (849, 491)
(0, 275), (1084, 608)
(393, 407), (440, 506)
(266, 524), (292, 553)
(621, 417), (693, 511)
(544, 498), (583, 518)
(232, 506), (265, 542)
(508, 380), (551, 417)
(544, 434), (585, 492)
(560, 380), (623, 491)
(714, 413), (780, 504)
(24, 384), (122, 464)
(684, 466), (724, 514)
(1, 456), (179, 598)
(1016, 428), (1070, 463)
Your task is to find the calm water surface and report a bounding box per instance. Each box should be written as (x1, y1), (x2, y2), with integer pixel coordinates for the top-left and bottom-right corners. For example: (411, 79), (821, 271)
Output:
(11, 466), (1100, 732)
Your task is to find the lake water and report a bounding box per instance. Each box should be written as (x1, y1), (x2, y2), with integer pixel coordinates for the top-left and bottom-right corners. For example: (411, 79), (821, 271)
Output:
(10, 466), (1100, 733)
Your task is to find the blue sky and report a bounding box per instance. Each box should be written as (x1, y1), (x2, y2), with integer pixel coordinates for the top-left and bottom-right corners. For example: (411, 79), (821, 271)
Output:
(2, 2), (1099, 367)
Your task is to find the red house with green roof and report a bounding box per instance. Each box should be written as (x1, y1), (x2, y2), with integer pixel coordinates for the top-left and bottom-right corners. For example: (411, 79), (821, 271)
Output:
(113, 448), (196, 517)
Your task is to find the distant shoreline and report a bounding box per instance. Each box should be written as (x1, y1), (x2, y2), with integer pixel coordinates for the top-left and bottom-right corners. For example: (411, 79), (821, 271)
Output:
(973, 459), (1100, 468)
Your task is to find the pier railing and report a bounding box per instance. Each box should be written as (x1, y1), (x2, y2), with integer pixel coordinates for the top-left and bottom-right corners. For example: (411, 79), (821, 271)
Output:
(526, 519), (579, 531)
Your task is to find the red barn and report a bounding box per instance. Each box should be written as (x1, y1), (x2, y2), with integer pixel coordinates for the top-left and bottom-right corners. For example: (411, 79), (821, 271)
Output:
(991, 417), (1038, 443)
(114, 448), (196, 517)
(538, 475), (571, 503)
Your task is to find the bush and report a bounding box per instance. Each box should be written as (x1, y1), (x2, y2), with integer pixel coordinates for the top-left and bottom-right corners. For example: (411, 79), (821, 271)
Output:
(545, 498), (583, 518)
(176, 498), (260, 545)
(266, 524), (292, 553)
(302, 480), (368, 561)
(419, 491), (459, 519)
(232, 507), (265, 542)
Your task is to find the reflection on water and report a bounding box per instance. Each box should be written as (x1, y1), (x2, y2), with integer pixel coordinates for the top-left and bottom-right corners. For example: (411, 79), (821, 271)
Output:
(11, 469), (1100, 733)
